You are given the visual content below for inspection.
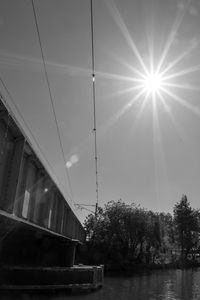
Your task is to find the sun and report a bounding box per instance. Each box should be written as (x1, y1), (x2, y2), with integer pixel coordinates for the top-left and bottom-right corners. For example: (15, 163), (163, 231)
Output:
(142, 72), (164, 94)
(102, 0), (200, 123)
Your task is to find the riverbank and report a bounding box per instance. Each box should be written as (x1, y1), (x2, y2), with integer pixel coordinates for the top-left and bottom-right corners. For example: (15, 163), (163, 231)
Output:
(104, 260), (200, 274)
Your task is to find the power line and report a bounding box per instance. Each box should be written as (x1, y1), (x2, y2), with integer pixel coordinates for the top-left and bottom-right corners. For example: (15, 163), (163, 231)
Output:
(0, 79), (75, 207)
(75, 203), (95, 214)
(31, 0), (75, 204)
(90, 0), (99, 216)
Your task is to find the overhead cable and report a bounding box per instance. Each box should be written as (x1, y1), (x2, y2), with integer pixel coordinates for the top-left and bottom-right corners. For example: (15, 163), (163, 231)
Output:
(90, 0), (99, 216)
(0, 78), (74, 206)
(31, 0), (75, 204)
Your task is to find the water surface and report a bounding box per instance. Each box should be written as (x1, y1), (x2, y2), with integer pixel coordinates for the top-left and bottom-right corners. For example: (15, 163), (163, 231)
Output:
(2, 268), (200, 300)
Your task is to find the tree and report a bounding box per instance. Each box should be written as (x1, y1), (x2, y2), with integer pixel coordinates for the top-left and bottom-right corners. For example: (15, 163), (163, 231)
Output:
(84, 199), (175, 267)
(173, 195), (199, 260)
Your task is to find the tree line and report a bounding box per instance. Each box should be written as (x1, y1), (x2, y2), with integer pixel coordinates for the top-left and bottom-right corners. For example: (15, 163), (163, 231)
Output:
(83, 195), (200, 269)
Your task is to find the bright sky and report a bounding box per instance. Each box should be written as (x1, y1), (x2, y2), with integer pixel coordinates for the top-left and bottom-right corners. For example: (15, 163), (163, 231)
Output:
(1, 0), (200, 223)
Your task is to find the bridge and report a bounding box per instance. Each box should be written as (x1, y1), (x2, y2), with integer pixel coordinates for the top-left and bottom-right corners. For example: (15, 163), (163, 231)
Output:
(0, 95), (86, 273)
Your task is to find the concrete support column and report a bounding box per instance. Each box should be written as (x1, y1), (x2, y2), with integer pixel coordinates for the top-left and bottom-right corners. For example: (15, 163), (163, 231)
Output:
(13, 152), (28, 217)
(51, 190), (58, 232)
(53, 195), (62, 234)
(65, 209), (73, 239)
(58, 199), (64, 234)
(27, 158), (37, 222)
(63, 206), (68, 236)
(6, 137), (25, 214)
(61, 209), (67, 235)
(47, 191), (54, 229)
(64, 241), (78, 267)
(33, 171), (44, 225)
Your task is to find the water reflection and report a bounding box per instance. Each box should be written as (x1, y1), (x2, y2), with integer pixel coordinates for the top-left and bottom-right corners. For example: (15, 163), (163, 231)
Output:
(1, 268), (200, 300)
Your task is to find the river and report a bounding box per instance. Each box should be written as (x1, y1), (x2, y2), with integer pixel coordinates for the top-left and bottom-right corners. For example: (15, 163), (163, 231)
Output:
(1, 268), (200, 299)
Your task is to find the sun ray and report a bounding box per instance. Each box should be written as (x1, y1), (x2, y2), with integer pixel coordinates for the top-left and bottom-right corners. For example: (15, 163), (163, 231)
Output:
(162, 65), (200, 81)
(160, 39), (200, 77)
(161, 82), (200, 92)
(157, 90), (192, 144)
(152, 91), (171, 211)
(157, 90), (171, 113)
(0, 50), (148, 85)
(96, 70), (144, 83)
(156, 1), (189, 73)
(0, 51), (91, 77)
(127, 64), (147, 79)
(103, 49), (147, 79)
(149, 43), (154, 75)
(145, 13), (154, 73)
(106, 0), (149, 75)
(101, 85), (145, 101)
(152, 91), (157, 118)
(133, 92), (150, 125)
(108, 88), (146, 123)
(152, 92), (161, 209)
(98, 88), (146, 139)
(161, 87), (200, 117)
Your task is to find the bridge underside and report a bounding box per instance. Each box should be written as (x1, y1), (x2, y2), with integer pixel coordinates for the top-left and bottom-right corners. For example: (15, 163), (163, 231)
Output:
(0, 211), (77, 267)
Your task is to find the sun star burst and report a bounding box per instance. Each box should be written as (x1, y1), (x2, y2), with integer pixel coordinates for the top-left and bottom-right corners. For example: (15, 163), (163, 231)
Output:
(101, 0), (200, 129)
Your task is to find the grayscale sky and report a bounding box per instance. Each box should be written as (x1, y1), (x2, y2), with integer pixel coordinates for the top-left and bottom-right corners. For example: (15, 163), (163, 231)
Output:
(1, 0), (200, 222)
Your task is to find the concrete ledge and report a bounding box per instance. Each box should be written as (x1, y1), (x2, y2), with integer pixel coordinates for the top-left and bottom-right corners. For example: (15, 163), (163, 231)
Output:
(0, 283), (98, 291)
(0, 265), (104, 291)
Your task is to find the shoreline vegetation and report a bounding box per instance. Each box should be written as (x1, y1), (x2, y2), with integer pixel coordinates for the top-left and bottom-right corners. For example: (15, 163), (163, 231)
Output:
(78, 195), (200, 273)
(104, 260), (200, 274)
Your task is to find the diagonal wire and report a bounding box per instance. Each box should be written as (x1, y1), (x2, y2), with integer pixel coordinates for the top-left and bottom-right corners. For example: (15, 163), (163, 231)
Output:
(90, 0), (99, 216)
(31, 0), (75, 204)
(0, 80), (75, 206)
